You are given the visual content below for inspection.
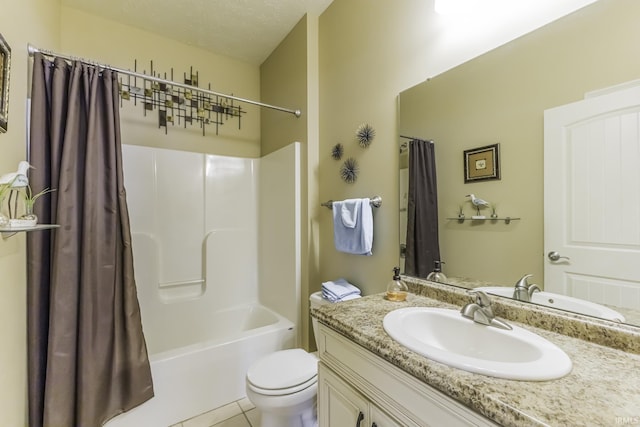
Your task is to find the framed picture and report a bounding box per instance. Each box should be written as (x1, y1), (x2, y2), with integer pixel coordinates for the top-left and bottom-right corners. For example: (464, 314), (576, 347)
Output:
(463, 143), (500, 183)
(0, 32), (11, 133)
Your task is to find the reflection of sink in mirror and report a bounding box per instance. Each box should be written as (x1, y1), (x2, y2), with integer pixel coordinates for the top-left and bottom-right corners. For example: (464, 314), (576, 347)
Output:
(397, 1), (640, 329)
(476, 287), (626, 323)
(383, 307), (572, 381)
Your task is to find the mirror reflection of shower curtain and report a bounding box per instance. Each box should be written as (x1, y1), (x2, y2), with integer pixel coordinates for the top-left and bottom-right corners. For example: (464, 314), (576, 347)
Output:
(404, 139), (440, 277)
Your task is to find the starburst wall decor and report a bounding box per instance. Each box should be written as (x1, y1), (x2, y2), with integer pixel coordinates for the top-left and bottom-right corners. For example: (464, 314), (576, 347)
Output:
(340, 157), (359, 183)
(331, 143), (344, 160)
(356, 123), (375, 148)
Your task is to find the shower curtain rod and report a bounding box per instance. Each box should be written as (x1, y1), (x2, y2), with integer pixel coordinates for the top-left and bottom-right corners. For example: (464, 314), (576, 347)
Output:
(27, 44), (302, 118)
(400, 135), (433, 143)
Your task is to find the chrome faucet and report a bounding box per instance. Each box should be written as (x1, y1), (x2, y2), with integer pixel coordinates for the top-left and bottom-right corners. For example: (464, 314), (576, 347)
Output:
(460, 290), (512, 330)
(513, 274), (541, 302)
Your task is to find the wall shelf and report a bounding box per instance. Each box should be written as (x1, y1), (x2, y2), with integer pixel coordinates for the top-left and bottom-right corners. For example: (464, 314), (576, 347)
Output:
(446, 217), (520, 225)
(0, 224), (60, 240)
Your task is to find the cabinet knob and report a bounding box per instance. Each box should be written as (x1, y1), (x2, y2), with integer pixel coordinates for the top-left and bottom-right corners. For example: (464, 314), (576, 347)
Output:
(372, 423), (378, 427)
(356, 411), (364, 427)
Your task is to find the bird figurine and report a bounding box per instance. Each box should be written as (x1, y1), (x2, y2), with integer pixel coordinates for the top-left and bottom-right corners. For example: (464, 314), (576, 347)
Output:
(0, 161), (32, 188)
(466, 193), (490, 215)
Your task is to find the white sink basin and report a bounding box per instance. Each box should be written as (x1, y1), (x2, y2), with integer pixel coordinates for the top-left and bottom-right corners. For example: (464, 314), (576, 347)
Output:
(383, 307), (572, 381)
(476, 286), (625, 322)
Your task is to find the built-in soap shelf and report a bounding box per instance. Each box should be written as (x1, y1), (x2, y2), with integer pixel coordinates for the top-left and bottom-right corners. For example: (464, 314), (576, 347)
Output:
(446, 217), (520, 225)
(0, 224), (60, 239)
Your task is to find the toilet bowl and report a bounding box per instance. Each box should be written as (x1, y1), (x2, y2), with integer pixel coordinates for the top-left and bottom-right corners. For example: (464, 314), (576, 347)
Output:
(245, 291), (355, 427)
(246, 348), (319, 427)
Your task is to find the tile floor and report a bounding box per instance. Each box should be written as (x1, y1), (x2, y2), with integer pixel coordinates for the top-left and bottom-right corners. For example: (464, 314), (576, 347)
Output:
(170, 398), (260, 427)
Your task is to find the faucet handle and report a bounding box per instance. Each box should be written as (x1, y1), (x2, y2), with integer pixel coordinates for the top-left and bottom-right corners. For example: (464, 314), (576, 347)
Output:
(514, 274), (534, 288)
(468, 289), (492, 307)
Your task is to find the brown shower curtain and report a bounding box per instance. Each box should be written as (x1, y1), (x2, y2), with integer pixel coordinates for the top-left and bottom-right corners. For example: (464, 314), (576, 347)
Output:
(405, 139), (441, 278)
(27, 53), (153, 427)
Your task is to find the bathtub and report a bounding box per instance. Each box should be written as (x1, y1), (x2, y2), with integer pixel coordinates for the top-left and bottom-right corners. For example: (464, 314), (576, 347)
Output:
(106, 304), (295, 427)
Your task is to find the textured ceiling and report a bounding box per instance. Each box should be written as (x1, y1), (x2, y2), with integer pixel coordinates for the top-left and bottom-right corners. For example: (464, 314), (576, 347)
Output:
(61, 0), (334, 65)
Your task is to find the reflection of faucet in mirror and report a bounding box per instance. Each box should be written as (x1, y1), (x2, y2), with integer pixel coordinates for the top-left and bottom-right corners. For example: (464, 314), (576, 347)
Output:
(397, 0), (640, 328)
(476, 284), (626, 323)
(528, 284), (541, 298)
(461, 290), (512, 330)
(513, 274), (541, 303)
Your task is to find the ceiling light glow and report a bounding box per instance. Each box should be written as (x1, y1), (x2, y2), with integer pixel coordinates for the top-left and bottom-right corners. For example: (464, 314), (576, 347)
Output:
(434, 0), (510, 15)
(434, 0), (479, 15)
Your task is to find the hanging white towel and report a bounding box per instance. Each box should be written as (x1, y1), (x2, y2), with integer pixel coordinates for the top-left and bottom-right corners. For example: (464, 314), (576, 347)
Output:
(332, 198), (373, 255)
(340, 200), (360, 228)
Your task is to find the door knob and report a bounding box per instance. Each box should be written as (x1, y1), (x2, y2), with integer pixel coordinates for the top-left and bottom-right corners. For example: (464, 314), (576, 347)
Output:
(548, 251), (570, 261)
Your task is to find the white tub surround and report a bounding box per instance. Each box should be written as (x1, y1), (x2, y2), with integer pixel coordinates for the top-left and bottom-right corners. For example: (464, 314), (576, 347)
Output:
(107, 143), (301, 426)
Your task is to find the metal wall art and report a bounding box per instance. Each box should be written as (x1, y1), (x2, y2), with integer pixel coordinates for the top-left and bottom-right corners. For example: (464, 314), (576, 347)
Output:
(331, 143), (344, 160)
(119, 60), (245, 136)
(340, 157), (359, 184)
(356, 123), (375, 148)
(0, 33), (11, 133)
(333, 122), (376, 183)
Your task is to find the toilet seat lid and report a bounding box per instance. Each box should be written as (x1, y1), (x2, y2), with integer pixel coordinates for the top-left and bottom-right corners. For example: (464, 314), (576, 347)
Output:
(247, 349), (318, 392)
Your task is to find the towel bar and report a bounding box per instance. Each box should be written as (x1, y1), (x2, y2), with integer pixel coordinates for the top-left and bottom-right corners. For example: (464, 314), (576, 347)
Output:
(321, 196), (382, 209)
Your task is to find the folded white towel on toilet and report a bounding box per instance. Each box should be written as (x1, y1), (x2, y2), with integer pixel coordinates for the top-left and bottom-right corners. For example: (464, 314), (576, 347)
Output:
(321, 278), (361, 302)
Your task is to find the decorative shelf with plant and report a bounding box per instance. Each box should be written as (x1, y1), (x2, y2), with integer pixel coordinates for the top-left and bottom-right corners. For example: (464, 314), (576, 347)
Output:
(0, 184), (59, 239)
(446, 216), (521, 225)
(447, 203), (520, 224)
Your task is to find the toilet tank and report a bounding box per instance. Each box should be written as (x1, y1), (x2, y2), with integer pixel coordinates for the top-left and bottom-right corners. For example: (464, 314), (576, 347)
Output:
(309, 291), (327, 349)
(309, 291), (361, 349)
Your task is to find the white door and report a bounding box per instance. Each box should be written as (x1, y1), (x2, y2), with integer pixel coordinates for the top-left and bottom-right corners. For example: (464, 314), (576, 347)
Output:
(544, 83), (640, 311)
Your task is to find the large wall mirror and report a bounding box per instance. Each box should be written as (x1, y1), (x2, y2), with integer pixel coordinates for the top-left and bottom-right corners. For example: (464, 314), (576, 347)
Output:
(398, 0), (640, 328)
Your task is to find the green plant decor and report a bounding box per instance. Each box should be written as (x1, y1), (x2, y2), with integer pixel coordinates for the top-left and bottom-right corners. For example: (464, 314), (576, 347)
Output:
(22, 185), (56, 221)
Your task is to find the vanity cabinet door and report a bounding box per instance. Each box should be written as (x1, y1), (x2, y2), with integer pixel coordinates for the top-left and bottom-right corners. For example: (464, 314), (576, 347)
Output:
(370, 405), (403, 427)
(318, 364), (370, 427)
(319, 364), (406, 427)
(318, 324), (498, 427)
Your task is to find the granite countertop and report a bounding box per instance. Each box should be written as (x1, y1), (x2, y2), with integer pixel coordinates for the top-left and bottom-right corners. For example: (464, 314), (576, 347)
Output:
(312, 291), (640, 427)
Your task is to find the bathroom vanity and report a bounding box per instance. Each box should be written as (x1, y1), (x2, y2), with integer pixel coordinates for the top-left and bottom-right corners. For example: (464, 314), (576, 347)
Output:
(317, 324), (497, 426)
(312, 278), (640, 426)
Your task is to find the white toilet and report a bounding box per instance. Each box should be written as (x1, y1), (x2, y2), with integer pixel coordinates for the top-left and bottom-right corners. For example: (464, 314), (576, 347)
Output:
(245, 291), (350, 427)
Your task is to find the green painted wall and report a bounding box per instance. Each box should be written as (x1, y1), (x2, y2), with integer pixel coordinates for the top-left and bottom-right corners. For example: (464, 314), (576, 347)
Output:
(0, 0), (60, 423)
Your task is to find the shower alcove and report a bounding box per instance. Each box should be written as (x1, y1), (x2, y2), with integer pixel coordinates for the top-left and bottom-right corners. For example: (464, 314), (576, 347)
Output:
(107, 142), (301, 427)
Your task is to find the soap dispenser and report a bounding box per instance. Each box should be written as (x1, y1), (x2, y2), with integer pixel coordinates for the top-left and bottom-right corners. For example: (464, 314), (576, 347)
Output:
(386, 267), (408, 301)
(426, 260), (447, 283)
